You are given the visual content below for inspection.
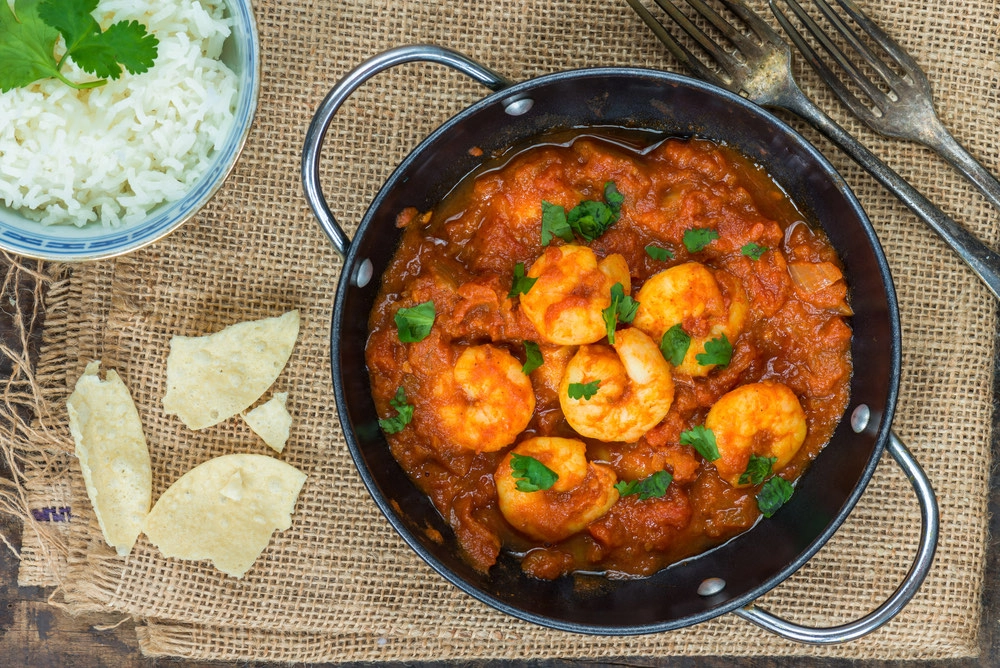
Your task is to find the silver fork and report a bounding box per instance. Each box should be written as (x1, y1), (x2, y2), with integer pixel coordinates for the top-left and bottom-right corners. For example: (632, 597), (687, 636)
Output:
(625, 0), (1000, 300)
(770, 0), (1000, 212)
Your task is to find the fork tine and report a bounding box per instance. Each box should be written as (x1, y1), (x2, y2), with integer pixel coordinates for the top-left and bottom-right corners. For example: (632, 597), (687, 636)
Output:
(833, 0), (933, 93)
(808, 0), (904, 89)
(625, 0), (732, 86)
(767, 0), (875, 119)
(649, 0), (749, 80)
(772, 0), (890, 109)
(715, 0), (787, 50)
(682, 0), (767, 61)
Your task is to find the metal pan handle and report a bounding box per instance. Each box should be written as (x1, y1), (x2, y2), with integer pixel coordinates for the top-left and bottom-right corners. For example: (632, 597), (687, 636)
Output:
(734, 431), (938, 643)
(301, 45), (513, 257)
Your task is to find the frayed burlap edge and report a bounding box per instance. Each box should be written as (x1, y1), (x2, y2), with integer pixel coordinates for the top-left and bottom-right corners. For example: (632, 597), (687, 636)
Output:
(0, 254), (77, 589)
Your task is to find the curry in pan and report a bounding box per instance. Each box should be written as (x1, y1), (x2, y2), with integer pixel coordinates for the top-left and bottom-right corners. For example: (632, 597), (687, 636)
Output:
(366, 130), (852, 579)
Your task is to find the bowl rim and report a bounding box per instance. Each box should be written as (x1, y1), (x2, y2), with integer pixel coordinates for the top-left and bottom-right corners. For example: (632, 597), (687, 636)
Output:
(0, 0), (261, 262)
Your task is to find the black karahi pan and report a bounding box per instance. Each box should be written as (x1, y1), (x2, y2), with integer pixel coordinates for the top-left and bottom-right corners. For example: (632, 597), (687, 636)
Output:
(301, 45), (937, 642)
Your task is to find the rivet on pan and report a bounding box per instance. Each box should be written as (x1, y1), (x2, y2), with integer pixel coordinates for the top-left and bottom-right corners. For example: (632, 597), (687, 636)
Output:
(697, 577), (726, 597)
(503, 96), (534, 116)
(851, 404), (871, 434)
(353, 258), (373, 288)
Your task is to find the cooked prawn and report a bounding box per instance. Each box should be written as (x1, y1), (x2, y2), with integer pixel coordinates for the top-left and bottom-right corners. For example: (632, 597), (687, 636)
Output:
(704, 381), (807, 487)
(519, 245), (631, 345)
(494, 436), (619, 542)
(430, 344), (536, 452)
(633, 262), (749, 376)
(559, 327), (674, 443)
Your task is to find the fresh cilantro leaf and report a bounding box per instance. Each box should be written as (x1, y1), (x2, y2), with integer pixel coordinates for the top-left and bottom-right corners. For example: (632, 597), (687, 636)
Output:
(38, 0), (100, 57)
(602, 304), (618, 344)
(604, 181), (624, 210)
(75, 19), (158, 79)
(741, 242), (768, 261)
(567, 199), (617, 242)
(39, 0), (158, 80)
(683, 228), (719, 253)
(696, 334), (732, 367)
(0, 0), (62, 92)
(0, 0), (158, 92)
(659, 324), (691, 367)
(601, 282), (639, 344)
(394, 301), (435, 343)
(521, 341), (543, 375)
(511, 453), (559, 492)
(614, 479), (637, 496)
(508, 262), (537, 298)
(615, 470), (673, 500)
(739, 454), (777, 486)
(567, 380), (601, 400)
(680, 425), (720, 461)
(541, 201), (573, 246)
(645, 244), (674, 261)
(542, 182), (624, 245)
(566, 182), (624, 242)
(756, 476), (794, 517)
(378, 386), (413, 434)
(616, 288), (639, 323)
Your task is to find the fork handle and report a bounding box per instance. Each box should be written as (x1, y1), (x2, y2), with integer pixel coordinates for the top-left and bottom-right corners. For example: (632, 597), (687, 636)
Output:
(922, 121), (1000, 214)
(777, 87), (1000, 301)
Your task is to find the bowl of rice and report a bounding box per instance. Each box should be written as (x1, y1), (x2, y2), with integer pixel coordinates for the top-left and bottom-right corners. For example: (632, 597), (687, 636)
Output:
(0, 0), (259, 261)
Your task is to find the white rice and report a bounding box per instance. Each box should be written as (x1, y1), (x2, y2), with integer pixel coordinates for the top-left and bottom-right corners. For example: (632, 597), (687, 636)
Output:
(0, 0), (238, 227)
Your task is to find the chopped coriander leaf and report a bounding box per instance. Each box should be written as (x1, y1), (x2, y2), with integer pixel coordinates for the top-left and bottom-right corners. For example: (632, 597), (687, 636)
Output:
(645, 244), (674, 262)
(601, 300), (618, 344)
(615, 470), (673, 500)
(739, 454), (778, 486)
(521, 341), (543, 374)
(601, 282), (640, 344)
(567, 200), (617, 242)
(508, 262), (537, 298)
(756, 476), (794, 517)
(394, 301), (436, 343)
(683, 228), (719, 253)
(511, 453), (559, 492)
(567, 380), (601, 400)
(542, 183), (624, 245)
(614, 479), (638, 496)
(0, 0), (159, 92)
(696, 334), (733, 367)
(0, 3), (60, 92)
(616, 288), (639, 324)
(741, 242), (768, 261)
(680, 425), (720, 461)
(607, 283), (628, 310)
(541, 201), (573, 246)
(659, 324), (691, 367)
(378, 386), (413, 434)
(604, 181), (625, 210)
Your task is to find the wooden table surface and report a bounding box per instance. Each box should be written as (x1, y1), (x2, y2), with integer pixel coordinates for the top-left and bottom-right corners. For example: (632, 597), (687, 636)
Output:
(2, 262), (998, 668)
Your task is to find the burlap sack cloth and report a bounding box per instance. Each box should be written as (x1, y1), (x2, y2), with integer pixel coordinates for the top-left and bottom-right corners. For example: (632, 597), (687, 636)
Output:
(2, 0), (997, 662)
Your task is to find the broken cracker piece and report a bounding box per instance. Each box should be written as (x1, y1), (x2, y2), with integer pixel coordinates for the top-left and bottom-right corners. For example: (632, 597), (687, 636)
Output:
(242, 392), (292, 453)
(162, 310), (299, 430)
(142, 454), (306, 578)
(67, 361), (152, 557)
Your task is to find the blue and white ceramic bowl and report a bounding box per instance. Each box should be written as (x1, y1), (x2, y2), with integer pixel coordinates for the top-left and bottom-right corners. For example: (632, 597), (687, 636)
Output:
(0, 0), (260, 261)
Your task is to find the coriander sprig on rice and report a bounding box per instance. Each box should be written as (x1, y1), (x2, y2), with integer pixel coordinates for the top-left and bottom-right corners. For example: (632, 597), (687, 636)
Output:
(0, 0), (238, 227)
(0, 0), (158, 92)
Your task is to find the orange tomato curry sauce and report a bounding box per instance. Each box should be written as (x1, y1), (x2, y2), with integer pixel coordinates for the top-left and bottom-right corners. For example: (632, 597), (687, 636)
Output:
(365, 131), (852, 579)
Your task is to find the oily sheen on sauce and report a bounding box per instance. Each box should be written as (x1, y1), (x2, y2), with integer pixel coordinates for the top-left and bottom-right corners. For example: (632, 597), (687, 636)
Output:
(365, 130), (852, 580)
